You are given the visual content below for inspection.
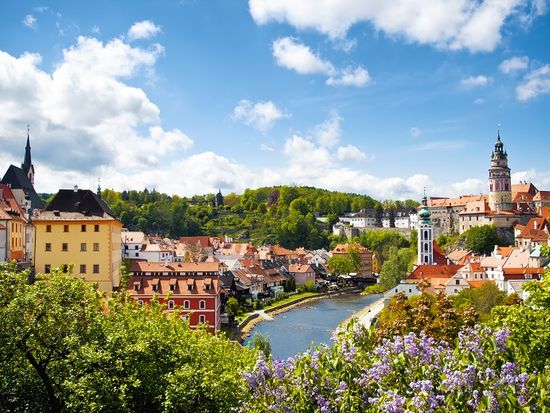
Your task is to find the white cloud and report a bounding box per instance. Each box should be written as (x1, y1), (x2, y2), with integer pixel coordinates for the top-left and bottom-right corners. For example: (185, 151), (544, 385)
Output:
(327, 66), (370, 87)
(260, 143), (274, 151)
(313, 111), (342, 147)
(272, 37), (370, 87)
(250, 0), (541, 53)
(127, 20), (161, 41)
(336, 144), (371, 161)
(272, 37), (335, 75)
(0, 28), (192, 187)
(283, 135), (332, 167)
(460, 75), (491, 88)
(409, 127), (422, 138)
(91, 25), (101, 35)
(232, 99), (289, 132)
(499, 56), (529, 74)
(473, 98), (486, 104)
(23, 14), (37, 29)
(516, 64), (550, 101)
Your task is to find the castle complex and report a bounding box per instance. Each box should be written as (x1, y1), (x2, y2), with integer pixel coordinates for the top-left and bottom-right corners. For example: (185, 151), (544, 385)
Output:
(427, 132), (541, 236)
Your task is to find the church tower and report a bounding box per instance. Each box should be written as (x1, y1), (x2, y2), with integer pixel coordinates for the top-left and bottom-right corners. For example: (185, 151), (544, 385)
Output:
(21, 126), (35, 185)
(488, 131), (512, 212)
(417, 194), (433, 265)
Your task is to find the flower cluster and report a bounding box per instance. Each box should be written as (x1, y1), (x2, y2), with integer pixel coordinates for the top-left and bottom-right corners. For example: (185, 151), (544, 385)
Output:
(240, 322), (543, 412)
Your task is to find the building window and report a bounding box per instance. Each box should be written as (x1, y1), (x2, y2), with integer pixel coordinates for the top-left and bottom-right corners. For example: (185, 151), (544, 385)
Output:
(134, 245), (139, 250)
(93, 243), (99, 252)
(170, 284), (176, 291)
(93, 264), (99, 274)
(184, 300), (190, 309)
(81, 224), (86, 232)
(62, 265), (68, 273)
(455, 279), (460, 285)
(135, 252), (139, 257)
(62, 243), (68, 252)
(167, 300), (175, 310)
(199, 300), (206, 309)
(45, 243), (51, 252)
(94, 224), (99, 232)
(199, 315), (206, 323)
(46, 225), (51, 232)
(80, 264), (86, 274)
(80, 243), (87, 252)
(45, 264), (51, 274)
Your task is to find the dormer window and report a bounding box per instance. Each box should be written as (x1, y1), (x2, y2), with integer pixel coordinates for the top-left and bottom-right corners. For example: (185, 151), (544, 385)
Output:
(169, 279), (177, 291)
(133, 281), (141, 291)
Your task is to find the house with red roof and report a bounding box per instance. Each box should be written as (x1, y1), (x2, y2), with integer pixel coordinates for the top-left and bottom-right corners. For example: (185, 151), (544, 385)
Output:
(128, 276), (222, 333)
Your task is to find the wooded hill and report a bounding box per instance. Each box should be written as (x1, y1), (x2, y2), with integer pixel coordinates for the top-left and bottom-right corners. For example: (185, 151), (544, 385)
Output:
(98, 186), (419, 250)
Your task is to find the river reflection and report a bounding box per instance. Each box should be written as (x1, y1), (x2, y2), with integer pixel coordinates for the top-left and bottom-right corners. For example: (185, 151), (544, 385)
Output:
(243, 293), (381, 360)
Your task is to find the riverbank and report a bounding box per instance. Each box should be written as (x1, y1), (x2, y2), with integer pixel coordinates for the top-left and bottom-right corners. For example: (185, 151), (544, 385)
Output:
(238, 287), (363, 341)
(339, 295), (385, 329)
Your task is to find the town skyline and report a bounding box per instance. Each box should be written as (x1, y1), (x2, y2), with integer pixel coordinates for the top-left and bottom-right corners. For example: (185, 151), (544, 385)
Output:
(1, 1), (549, 200)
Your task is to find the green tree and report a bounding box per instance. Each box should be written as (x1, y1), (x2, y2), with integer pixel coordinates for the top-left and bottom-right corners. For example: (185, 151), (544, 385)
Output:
(327, 254), (355, 275)
(250, 333), (271, 358)
(464, 225), (500, 255)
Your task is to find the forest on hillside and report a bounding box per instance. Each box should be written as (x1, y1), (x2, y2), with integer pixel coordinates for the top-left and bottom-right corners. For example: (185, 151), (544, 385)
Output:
(98, 186), (419, 250)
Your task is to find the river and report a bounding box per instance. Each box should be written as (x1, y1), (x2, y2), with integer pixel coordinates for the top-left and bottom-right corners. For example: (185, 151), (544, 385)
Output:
(243, 293), (382, 360)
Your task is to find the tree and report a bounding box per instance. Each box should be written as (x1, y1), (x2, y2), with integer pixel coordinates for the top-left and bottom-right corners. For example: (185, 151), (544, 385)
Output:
(464, 225), (500, 255)
(250, 333), (271, 358)
(375, 204), (383, 227)
(388, 208), (395, 228)
(0, 263), (257, 412)
(226, 297), (241, 318)
(327, 254), (354, 275)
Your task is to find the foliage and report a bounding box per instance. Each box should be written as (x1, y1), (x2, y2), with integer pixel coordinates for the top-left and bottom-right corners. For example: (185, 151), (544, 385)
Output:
(0, 263), (256, 412)
(464, 225), (501, 255)
(362, 284), (387, 295)
(491, 268), (550, 372)
(226, 297), (241, 317)
(378, 247), (415, 289)
(327, 244), (361, 276)
(376, 292), (478, 344)
(250, 333), (271, 358)
(356, 230), (408, 264)
(241, 321), (549, 412)
(452, 282), (507, 319)
(299, 280), (318, 293)
(436, 232), (464, 253)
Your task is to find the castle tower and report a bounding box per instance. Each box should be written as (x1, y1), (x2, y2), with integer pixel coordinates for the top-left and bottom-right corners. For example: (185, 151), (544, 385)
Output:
(488, 131), (512, 212)
(417, 194), (433, 265)
(21, 126), (35, 185)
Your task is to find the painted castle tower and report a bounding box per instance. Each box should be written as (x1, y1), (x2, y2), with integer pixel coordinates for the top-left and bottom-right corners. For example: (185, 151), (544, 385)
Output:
(417, 194), (433, 265)
(488, 131), (512, 213)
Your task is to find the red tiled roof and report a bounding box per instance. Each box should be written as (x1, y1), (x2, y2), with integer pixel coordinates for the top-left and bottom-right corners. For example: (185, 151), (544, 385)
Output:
(503, 267), (544, 275)
(128, 276), (220, 296)
(408, 264), (463, 280)
(288, 264), (313, 273)
(467, 280), (495, 288)
(130, 261), (220, 273)
(179, 236), (212, 248)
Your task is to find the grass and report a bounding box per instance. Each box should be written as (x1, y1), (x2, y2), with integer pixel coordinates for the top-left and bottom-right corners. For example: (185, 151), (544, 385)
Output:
(262, 291), (319, 311)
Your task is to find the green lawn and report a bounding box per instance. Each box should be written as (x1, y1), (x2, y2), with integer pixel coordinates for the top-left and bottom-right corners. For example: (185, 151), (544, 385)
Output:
(262, 291), (319, 311)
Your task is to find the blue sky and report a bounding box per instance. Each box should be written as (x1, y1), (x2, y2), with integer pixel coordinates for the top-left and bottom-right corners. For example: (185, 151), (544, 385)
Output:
(0, 0), (549, 200)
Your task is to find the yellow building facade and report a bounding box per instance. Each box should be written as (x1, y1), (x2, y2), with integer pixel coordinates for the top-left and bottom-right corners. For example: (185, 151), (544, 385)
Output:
(34, 189), (122, 293)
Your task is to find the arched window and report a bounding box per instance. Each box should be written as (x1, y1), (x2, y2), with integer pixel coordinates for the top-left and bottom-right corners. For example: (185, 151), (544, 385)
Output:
(424, 242), (429, 252)
(423, 230), (428, 239)
(199, 315), (206, 323)
(183, 300), (190, 309)
(167, 300), (175, 310)
(424, 255), (429, 263)
(199, 300), (206, 309)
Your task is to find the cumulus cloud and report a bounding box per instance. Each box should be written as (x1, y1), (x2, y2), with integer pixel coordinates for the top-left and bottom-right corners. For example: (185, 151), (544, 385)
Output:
(0, 30), (191, 189)
(23, 14), (37, 29)
(250, 0), (544, 53)
(516, 64), (550, 101)
(326, 66), (370, 87)
(232, 99), (289, 132)
(313, 111), (342, 147)
(460, 75), (491, 88)
(499, 56), (529, 74)
(336, 144), (371, 161)
(272, 37), (335, 75)
(272, 37), (369, 87)
(409, 127), (422, 138)
(127, 20), (161, 41)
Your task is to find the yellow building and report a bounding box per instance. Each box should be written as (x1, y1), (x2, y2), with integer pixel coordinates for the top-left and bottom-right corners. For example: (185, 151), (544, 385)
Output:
(34, 188), (122, 293)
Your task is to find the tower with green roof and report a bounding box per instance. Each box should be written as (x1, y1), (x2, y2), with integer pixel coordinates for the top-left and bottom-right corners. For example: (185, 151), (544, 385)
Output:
(418, 194), (434, 265)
